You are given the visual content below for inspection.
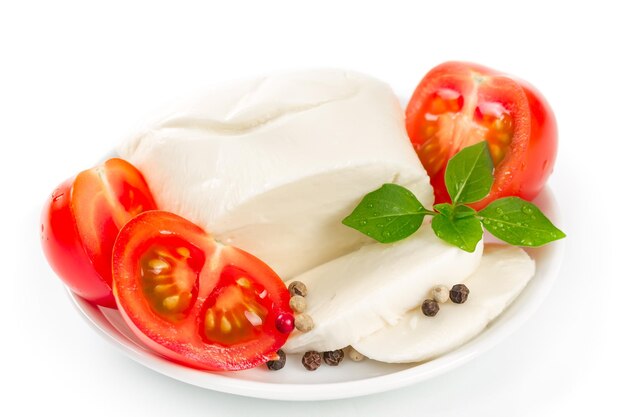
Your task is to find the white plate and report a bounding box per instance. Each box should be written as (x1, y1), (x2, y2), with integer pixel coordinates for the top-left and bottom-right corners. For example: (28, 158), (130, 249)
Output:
(68, 188), (564, 401)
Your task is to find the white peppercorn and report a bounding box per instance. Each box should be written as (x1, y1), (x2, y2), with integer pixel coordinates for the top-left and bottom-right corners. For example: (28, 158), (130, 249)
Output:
(432, 285), (450, 303)
(295, 313), (314, 332)
(288, 281), (307, 297)
(289, 295), (307, 313)
(346, 346), (366, 362)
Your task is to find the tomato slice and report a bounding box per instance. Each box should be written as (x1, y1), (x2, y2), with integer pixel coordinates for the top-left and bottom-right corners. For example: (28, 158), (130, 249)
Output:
(406, 62), (557, 208)
(112, 211), (292, 371)
(41, 158), (157, 307)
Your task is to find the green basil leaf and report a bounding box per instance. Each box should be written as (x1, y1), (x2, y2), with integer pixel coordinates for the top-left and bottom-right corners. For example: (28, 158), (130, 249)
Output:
(445, 141), (494, 204)
(433, 203), (454, 216)
(478, 197), (566, 246)
(453, 205), (477, 219)
(431, 212), (483, 252)
(342, 183), (431, 243)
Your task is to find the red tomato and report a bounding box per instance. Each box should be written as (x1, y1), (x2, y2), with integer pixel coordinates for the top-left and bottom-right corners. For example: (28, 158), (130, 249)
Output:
(41, 158), (157, 307)
(112, 211), (292, 371)
(406, 62), (557, 209)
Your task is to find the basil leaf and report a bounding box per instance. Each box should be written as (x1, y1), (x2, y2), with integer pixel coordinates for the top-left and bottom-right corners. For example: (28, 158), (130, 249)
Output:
(445, 141), (494, 204)
(478, 197), (566, 246)
(431, 211), (483, 252)
(433, 203), (453, 216)
(454, 205), (477, 219)
(342, 183), (430, 243)
(434, 203), (477, 219)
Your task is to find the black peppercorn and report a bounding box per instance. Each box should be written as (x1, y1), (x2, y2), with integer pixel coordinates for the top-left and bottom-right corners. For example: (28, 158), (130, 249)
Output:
(450, 284), (470, 304)
(266, 349), (286, 371)
(288, 281), (308, 297)
(302, 351), (322, 371)
(323, 349), (345, 366)
(421, 299), (439, 317)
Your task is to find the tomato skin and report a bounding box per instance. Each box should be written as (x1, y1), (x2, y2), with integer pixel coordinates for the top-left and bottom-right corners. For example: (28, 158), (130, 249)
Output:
(515, 83), (558, 202)
(41, 180), (116, 307)
(406, 62), (557, 209)
(41, 158), (157, 308)
(113, 211), (292, 371)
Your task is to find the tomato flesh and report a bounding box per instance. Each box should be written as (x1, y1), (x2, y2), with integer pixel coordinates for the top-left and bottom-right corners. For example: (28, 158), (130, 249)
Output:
(113, 211), (292, 371)
(41, 158), (157, 307)
(406, 62), (557, 208)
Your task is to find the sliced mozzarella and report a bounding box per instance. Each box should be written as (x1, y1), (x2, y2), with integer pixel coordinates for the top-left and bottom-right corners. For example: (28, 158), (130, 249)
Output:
(118, 70), (433, 279)
(352, 244), (535, 363)
(282, 226), (483, 353)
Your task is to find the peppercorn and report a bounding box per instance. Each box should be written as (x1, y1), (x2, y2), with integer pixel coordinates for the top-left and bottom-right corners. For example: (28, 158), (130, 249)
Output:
(295, 313), (314, 332)
(275, 312), (295, 333)
(302, 351), (322, 371)
(432, 285), (450, 303)
(289, 295), (307, 313)
(421, 299), (439, 317)
(288, 281), (308, 297)
(266, 349), (286, 371)
(450, 284), (470, 304)
(323, 349), (345, 366)
(346, 346), (366, 362)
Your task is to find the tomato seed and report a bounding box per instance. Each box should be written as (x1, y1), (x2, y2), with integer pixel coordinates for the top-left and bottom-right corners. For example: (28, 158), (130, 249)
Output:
(148, 258), (170, 274)
(176, 247), (191, 258)
(162, 295), (180, 310)
(205, 310), (216, 330)
(236, 277), (252, 288)
(220, 316), (232, 333)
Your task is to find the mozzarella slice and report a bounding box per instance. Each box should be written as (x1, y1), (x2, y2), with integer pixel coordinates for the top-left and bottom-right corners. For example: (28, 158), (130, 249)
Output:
(118, 70), (433, 279)
(352, 244), (535, 363)
(282, 226), (483, 353)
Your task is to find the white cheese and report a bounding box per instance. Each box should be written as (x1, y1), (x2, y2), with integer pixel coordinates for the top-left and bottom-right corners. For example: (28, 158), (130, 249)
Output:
(352, 244), (535, 363)
(119, 69), (433, 279)
(282, 226), (483, 353)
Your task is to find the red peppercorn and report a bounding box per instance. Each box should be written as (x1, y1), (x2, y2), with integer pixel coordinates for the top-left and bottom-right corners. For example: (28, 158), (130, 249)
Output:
(275, 312), (295, 333)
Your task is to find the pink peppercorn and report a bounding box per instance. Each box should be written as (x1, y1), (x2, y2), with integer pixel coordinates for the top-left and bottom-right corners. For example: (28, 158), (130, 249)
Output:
(275, 312), (295, 333)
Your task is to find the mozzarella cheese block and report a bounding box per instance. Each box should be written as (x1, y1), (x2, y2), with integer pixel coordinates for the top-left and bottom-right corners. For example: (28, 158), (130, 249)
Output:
(352, 244), (535, 363)
(282, 226), (483, 353)
(118, 69), (433, 279)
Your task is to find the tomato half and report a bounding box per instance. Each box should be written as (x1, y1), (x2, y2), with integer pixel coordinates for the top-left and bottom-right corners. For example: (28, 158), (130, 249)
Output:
(112, 211), (292, 371)
(406, 62), (557, 209)
(41, 158), (157, 307)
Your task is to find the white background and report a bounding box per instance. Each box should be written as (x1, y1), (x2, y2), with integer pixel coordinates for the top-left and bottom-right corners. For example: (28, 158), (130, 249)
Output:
(2, 1), (624, 416)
